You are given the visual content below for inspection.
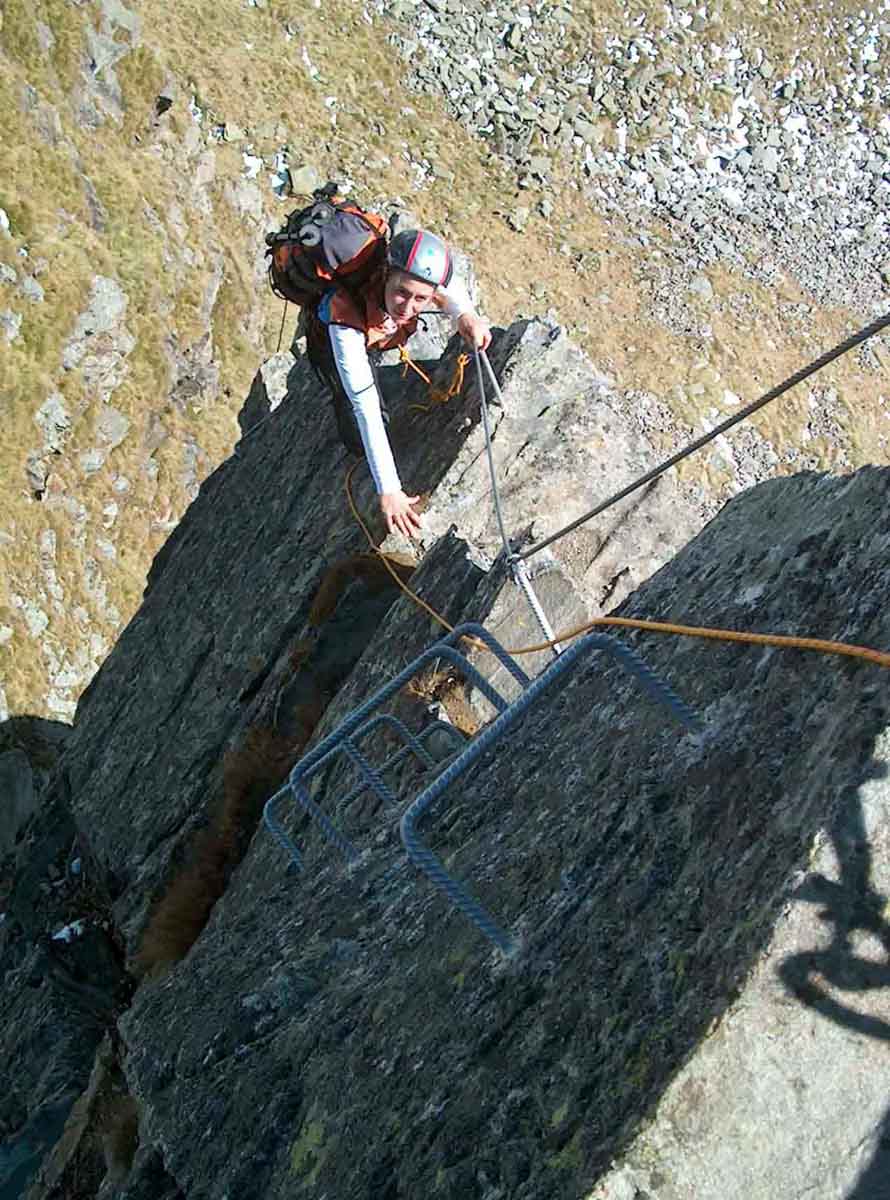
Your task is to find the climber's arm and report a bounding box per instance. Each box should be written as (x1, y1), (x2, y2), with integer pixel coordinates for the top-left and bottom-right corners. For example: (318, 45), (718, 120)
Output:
(328, 323), (422, 537)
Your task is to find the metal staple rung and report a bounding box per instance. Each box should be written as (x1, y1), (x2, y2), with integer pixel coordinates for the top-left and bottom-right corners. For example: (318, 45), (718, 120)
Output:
(264, 623), (701, 959)
(263, 624), (515, 870)
(337, 719), (466, 809)
(400, 629), (701, 956)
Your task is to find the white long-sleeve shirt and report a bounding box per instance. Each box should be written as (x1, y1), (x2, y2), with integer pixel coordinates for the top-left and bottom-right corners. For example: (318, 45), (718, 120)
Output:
(324, 278), (474, 494)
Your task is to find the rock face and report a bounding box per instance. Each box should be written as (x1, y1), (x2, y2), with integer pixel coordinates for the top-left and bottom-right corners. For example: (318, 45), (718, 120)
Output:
(56, 319), (709, 947)
(0, 715), (70, 858)
(410, 322), (702, 703)
(115, 466), (890, 1200)
(0, 751), (36, 860)
(5, 0), (889, 727)
(3, 325), (890, 1200)
(0, 716), (99, 1200)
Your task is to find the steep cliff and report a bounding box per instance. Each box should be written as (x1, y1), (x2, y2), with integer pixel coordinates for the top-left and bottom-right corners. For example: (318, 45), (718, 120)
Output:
(3, 321), (889, 1199)
(4, 0), (888, 724)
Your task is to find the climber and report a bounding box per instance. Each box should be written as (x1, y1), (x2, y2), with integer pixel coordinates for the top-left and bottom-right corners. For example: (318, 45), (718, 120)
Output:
(305, 228), (492, 538)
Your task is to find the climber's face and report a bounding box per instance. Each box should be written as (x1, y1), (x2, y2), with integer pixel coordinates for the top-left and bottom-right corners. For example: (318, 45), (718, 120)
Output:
(384, 269), (436, 325)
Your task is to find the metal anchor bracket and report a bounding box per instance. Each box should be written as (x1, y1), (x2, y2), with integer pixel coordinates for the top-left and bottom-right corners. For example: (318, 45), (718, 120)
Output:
(509, 554), (563, 657)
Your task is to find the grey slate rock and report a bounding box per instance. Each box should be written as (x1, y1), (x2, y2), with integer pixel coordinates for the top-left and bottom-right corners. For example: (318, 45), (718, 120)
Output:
(57, 329), (525, 942)
(0, 750), (36, 859)
(20, 275), (45, 303)
(378, 0), (889, 322)
(10, 312), (890, 1200)
(0, 717), (121, 1200)
(1, 309), (22, 343)
(573, 116), (601, 143)
(237, 351), (298, 435)
(689, 272), (713, 300)
(117, 466), (890, 1200)
(288, 163), (321, 196)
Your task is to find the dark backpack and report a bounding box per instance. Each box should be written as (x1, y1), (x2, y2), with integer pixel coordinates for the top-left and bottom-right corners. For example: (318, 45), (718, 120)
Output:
(265, 182), (389, 307)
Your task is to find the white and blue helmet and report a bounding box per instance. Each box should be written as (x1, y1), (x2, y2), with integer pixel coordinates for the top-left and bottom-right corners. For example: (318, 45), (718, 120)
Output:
(388, 229), (453, 288)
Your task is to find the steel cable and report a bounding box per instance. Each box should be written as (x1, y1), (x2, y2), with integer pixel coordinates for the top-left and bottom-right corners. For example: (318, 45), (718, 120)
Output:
(519, 310), (890, 562)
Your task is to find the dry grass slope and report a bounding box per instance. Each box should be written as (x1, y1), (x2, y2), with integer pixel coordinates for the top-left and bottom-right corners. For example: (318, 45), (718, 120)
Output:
(2, 0), (886, 719)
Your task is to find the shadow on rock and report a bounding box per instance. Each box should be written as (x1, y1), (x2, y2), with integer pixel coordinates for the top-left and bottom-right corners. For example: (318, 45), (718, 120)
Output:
(775, 762), (890, 1198)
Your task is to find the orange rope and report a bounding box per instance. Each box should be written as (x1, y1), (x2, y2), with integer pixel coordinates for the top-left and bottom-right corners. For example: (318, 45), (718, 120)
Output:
(400, 349), (471, 413)
(398, 346), (432, 385)
(514, 616), (890, 669)
(345, 464), (890, 671)
(345, 462), (456, 633)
